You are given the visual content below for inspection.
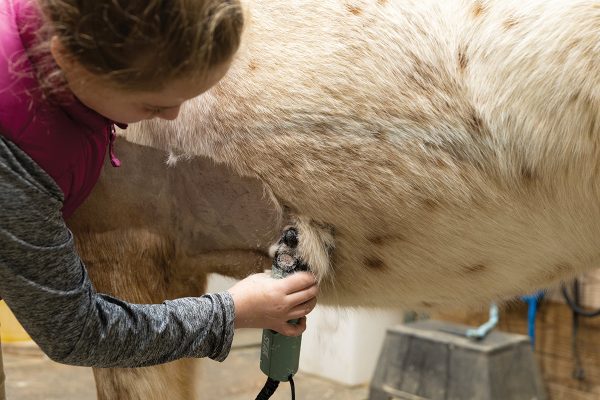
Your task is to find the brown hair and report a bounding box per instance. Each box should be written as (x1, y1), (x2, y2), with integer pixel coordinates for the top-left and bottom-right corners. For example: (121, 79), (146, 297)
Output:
(36, 0), (243, 91)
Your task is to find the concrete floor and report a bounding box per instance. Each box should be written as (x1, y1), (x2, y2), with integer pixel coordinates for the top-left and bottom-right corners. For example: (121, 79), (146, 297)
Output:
(2, 331), (369, 400)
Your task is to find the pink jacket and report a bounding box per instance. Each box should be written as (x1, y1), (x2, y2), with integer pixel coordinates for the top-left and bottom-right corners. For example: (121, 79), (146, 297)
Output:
(0, 0), (120, 219)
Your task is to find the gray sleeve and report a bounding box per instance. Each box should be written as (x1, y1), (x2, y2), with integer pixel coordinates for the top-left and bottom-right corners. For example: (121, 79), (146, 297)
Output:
(0, 136), (235, 367)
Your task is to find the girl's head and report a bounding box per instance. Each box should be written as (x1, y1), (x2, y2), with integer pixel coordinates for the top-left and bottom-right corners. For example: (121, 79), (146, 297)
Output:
(37, 0), (243, 123)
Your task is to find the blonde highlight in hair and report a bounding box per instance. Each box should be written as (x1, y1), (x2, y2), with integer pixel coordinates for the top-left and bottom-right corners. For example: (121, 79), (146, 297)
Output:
(35, 0), (243, 91)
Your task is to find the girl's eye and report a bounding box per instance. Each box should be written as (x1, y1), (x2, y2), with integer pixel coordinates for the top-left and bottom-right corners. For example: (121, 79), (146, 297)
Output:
(145, 107), (164, 114)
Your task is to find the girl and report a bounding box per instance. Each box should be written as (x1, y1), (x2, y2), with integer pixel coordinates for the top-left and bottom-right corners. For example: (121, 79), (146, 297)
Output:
(0, 0), (318, 397)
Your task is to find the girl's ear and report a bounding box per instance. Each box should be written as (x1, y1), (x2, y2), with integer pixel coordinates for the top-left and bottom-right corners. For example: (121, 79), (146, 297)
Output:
(49, 36), (72, 72)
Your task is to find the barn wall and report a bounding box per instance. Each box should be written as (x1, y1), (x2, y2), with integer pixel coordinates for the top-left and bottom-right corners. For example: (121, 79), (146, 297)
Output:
(434, 278), (600, 400)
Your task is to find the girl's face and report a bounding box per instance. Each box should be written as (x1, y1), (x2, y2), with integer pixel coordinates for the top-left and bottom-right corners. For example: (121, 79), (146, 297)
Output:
(50, 37), (231, 124)
(67, 64), (230, 124)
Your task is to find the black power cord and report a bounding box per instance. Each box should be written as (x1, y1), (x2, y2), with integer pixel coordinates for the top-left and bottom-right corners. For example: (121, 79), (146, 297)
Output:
(561, 279), (600, 381)
(561, 280), (600, 317)
(255, 377), (279, 400)
(255, 375), (296, 400)
(289, 376), (296, 400)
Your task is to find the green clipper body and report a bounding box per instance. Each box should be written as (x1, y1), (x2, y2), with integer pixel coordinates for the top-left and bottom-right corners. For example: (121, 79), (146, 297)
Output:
(259, 325), (302, 382)
(259, 229), (306, 382)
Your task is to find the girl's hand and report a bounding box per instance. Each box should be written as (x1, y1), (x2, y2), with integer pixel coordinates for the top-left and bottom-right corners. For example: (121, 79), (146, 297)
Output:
(228, 272), (318, 336)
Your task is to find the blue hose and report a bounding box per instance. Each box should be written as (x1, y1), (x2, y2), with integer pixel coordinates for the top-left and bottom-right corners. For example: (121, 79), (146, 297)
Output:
(520, 291), (545, 347)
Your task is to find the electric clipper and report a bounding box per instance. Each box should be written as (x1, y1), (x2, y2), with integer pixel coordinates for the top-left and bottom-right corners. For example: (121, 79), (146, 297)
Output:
(256, 227), (308, 399)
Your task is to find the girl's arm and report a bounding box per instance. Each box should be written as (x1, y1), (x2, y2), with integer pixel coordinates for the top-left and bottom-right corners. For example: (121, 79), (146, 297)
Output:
(0, 136), (234, 367)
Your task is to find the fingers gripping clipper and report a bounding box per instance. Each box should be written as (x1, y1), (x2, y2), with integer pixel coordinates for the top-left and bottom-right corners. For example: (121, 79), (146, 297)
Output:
(256, 228), (308, 400)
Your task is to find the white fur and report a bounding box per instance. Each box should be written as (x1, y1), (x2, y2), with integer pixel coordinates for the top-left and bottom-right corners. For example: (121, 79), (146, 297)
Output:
(121, 0), (600, 310)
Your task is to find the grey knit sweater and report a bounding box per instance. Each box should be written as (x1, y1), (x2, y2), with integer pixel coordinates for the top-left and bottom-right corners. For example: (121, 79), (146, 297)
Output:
(0, 135), (235, 367)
